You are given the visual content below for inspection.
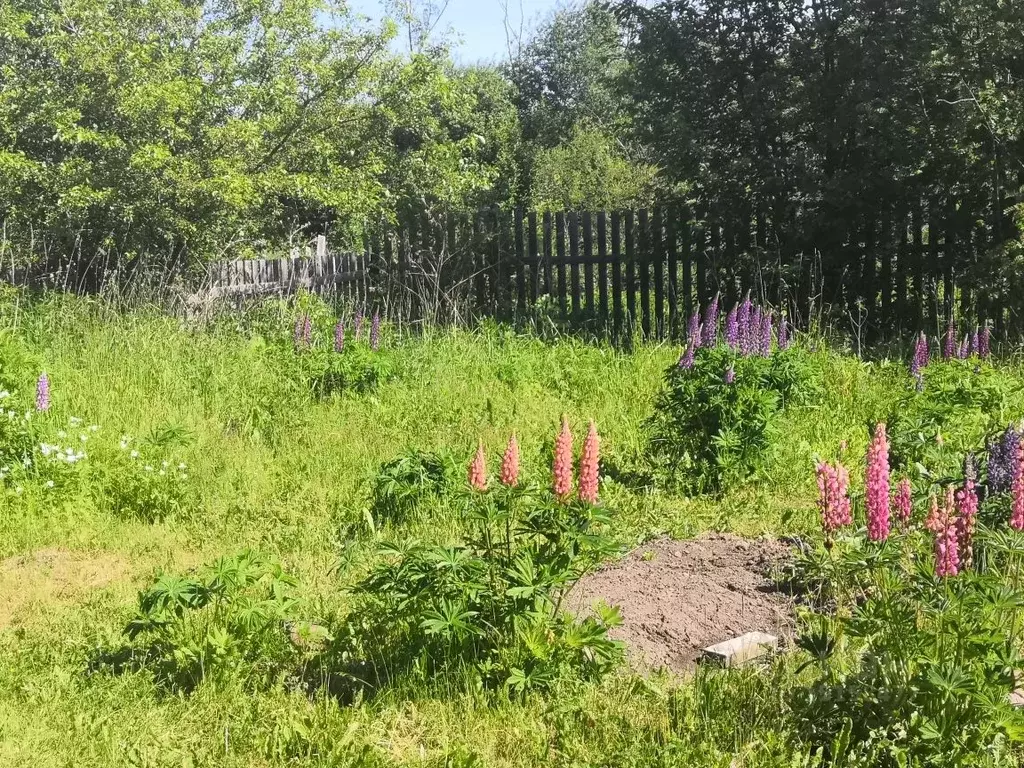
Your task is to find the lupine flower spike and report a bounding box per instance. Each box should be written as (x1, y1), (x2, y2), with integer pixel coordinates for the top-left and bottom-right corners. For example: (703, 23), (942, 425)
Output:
(353, 309), (364, 340)
(956, 468), (979, 569)
(748, 305), (762, 356)
(893, 477), (912, 528)
(370, 310), (381, 351)
(817, 460), (853, 539)
(678, 343), (696, 370)
(865, 422), (891, 542)
(737, 294), (752, 353)
(979, 325), (991, 359)
(958, 335), (969, 360)
(468, 440), (487, 491)
(988, 425), (1021, 495)
(911, 332), (929, 377)
(934, 487), (960, 578)
(925, 494), (942, 532)
(759, 311), (772, 357)
(969, 327), (979, 357)
(777, 316), (789, 350)
(724, 305), (739, 349)
(943, 320), (956, 361)
(1012, 441), (1024, 530)
(553, 416), (574, 501)
(294, 314), (311, 350)
(499, 433), (520, 487)
(578, 420), (600, 504)
(35, 372), (50, 412)
(724, 365), (735, 384)
(702, 294), (720, 347)
(686, 311), (701, 351)
(333, 320), (345, 353)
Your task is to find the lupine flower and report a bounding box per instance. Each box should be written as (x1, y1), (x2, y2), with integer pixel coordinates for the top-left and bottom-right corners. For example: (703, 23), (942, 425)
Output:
(294, 314), (312, 349)
(724, 365), (735, 384)
(748, 305), (762, 356)
(759, 311), (772, 357)
(737, 295), (752, 354)
(816, 460), (853, 536)
(686, 311), (701, 351)
(865, 422), (891, 542)
(1012, 441), (1024, 530)
(333, 320), (345, 353)
(777, 316), (789, 350)
(969, 328), (979, 357)
(353, 309), (364, 340)
(986, 426), (1020, 495)
(702, 294), (720, 348)
(979, 325), (991, 359)
(35, 372), (50, 412)
(468, 440), (487, 491)
(958, 335), (969, 360)
(370, 310), (381, 351)
(910, 332), (929, 377)
(553, 416), (574, 500)
(955, 476), (979, 569)
(893, 477), (912, 528)
(934, 489), (960, 578)
(678, 343), (696, 369)
(578, 420), (600, 504)
(943, 320), (956, 360)
(724, 305), (739, 349)
(499, 433), (520, 487)
(924, 493), (943, 532)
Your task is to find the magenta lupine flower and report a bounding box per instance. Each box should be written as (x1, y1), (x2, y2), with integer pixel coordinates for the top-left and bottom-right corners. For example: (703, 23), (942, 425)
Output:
(955, 476), (979, 569)
(865, 422), (891, 542)
(893, 477), (912, 528)
(943, 320), (956, 360)
(353, 309), (364, 341)
(35, 372), (50, 412)
(334, 320), (345, 353)
(724, 365), (735, 384)
(1012, 442), (1024, 530)
(979, 325), (991, 358)
(370, 310), (381, 351)
(816, 460), (853, 537)
(294, 314), (311, 350)
(777, 316), (789, 350)
(759, 311), (772, 357)
(737, 295), (752, 354)
(724, 305), (739, 349)
(702, 294), (720, 347)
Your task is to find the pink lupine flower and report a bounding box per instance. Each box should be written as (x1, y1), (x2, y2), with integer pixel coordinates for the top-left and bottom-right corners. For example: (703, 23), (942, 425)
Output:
(35, 372), (50, 412)
(955, 477), (979, 569)
(578, 420), (600, 504)
(499, 433), (520, 487)
(468, 440), (487, 491)
(1012, 441), (1024, 530)
(934, 512), (960, 578)
(865, 423), (891, 542)
(816, 460), (853, 536)
(552, 416), (574, 500)
(924, 494), (943, 532)
(334, 320), (345, 352)
(893, 477), (912, 528)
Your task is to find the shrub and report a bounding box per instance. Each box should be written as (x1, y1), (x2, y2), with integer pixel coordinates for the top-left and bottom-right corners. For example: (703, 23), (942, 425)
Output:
(113, 551), (321, 691)
(646, 345), (820, 494)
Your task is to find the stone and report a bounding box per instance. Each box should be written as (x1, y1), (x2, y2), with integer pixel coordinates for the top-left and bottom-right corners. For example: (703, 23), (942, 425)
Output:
(699, 631), (778, 668)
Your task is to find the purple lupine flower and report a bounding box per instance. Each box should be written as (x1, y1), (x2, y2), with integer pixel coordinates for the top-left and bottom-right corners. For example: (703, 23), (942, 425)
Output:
(911, 332), (929, 377)
(294, 314), (311, 350)
(737, 295), (751, 354)
(353, 309), (365, 341)
(987, 425), (1021, 495)
(958, 335), (969, 360)
(369, 310), (381, 351)
(777, 316), (789, 350)
(747, 304), (762, 356)
(678, 343), (696, 369)
(702, 294), (720, 348)
(759, 310), (773, 357)
(969, 327), (979, 357)
(686, 311), (701, 348)
(943, 320), (956, 360)
(724, 305), (739, 349)
(334, 319), (345, 353)
(979, 325), (991, 359)
(35, 372), (50, 412)
(724, 365), (735, 384)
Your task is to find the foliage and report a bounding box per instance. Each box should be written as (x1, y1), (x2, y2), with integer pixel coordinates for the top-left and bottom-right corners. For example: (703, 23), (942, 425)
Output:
(647, 345), (821, 494)
(113, 552), (319, 691)
(369, 448), (458, 525)
(89, 431), (194, 522)
(344, 483), (623, 695)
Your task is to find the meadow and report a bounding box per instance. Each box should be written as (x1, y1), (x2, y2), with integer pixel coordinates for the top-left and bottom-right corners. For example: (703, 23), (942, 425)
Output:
(2, 286), (1024, 767)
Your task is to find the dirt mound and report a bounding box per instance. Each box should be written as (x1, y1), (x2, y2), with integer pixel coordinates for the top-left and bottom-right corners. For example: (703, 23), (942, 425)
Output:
(0, 547), (130, 630)
(569, 533), (795, 672)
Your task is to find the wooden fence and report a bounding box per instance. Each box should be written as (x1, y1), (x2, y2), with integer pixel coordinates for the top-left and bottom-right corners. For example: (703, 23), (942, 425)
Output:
(199, 198), (1024, 341)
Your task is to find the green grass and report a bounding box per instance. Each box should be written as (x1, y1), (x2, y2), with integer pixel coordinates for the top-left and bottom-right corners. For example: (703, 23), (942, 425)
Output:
(1, 289), (1022, 766)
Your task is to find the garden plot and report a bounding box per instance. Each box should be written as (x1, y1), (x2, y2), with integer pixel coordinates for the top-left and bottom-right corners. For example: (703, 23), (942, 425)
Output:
(569, 533), (794, 671)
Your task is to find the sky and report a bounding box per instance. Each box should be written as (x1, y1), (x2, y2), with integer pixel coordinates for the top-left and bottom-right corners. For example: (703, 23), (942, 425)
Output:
(348, 0), (561, 65)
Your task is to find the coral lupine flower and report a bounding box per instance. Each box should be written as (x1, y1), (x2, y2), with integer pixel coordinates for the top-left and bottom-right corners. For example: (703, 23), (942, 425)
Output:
(777, 316), (789, 350)
(955, 476), (979, 569)
(1012, 441), (1024, 530)
(702, 294), (720, 347)
(724, 365), (735, 384)
(865, 422), (891, 542)
(35, 372), (50, 412)
(893, 477), (912, 528)
(724, 305), (739, 349)
(578, 420), (600, 504)
(943, 320), (956, 360)
(816, 460), (853, 536)
(294, 314), (311, 349)
(924, 493), (942, 532)
(979, 325), (991, 358)
(499, 433), (520, 487)
(468, 440), (487, 491)
(934, 498), (960, 578)
(370, 310), (381, 351)
(552, 416), (574, 500)
(333, 320), (345, 353)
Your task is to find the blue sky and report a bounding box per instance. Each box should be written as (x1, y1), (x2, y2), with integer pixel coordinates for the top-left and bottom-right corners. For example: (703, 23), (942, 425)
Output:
(348, 0), (561, 64)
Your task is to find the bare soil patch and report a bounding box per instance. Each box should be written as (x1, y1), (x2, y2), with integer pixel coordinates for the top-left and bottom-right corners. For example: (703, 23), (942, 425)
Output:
(569, 533), (795, 672)
(0, 547), (130, 629)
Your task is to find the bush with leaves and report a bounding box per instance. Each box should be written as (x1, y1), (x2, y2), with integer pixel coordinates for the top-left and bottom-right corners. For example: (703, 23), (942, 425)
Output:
(111, 551), (323, 691)
(646, 345), (820, 494)
(369, 448), (459, 525)
(343, 480), (623, 696)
